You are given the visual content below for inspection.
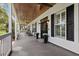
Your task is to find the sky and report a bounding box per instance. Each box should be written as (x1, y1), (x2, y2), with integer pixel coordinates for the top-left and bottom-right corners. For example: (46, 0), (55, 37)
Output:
(0, 3), (10, 16)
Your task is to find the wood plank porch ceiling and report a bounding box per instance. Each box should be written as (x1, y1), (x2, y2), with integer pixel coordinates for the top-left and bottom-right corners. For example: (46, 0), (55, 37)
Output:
(14, 3), (55, 24)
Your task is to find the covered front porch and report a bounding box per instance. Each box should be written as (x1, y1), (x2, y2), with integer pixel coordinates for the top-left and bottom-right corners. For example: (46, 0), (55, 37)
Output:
(0, 3), (79, 56)
(11, 32), (78, 56)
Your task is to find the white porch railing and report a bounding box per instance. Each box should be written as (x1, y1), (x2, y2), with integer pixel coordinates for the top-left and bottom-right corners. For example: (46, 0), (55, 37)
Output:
(0, 33), (12, 56)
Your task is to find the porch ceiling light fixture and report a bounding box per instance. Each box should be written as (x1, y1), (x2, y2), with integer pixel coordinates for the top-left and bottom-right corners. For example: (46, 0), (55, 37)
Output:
(39, 20), (49, 24)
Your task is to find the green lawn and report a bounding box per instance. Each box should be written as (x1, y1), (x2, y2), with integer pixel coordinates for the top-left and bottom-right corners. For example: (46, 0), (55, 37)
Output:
(0, 31), (7, 36)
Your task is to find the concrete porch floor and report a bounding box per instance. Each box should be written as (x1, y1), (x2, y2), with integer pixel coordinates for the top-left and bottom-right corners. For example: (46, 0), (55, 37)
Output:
(11, 33), (79, 56)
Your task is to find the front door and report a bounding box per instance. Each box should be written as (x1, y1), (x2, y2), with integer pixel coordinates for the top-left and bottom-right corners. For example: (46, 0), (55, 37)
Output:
(40, 17), (48, 38)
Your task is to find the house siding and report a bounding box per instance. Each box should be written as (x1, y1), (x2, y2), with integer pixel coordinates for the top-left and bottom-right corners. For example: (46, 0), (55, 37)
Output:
(26, 3), (79, 54)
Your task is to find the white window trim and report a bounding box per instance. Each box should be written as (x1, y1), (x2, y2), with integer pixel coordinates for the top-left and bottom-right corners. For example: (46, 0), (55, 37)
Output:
(54, 9), (66, 40)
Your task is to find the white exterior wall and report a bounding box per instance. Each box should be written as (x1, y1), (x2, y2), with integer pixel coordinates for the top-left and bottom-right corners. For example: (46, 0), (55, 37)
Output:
(26, 3), (79, 54)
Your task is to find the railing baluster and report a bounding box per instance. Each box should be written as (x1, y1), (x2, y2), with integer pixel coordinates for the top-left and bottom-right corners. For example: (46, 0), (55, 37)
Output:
(0, 40), (1, 55)
(2, 39), (4, 56)
(0, 33), (12, 56)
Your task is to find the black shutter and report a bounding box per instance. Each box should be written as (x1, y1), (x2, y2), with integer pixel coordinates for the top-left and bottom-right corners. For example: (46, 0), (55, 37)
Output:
(66, 4), (74, 41)
(51, 14), (54, 37)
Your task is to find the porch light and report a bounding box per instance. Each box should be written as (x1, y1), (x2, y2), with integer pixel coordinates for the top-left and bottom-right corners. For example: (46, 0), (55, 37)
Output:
(39, 20), (49, 24)
(46, 20), (49, 24)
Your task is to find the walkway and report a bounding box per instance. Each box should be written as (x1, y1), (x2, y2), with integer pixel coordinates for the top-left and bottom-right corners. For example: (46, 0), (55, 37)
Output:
(11, 32), (78, 56)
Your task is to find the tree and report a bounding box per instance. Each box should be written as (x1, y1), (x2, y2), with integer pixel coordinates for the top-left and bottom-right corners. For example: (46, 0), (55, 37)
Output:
(0, 7), (8, 35)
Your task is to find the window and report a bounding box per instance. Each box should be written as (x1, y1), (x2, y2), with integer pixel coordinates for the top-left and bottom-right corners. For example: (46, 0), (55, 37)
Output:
(35, 23), (37, 32)
(32, 23), (37, 33)
(54, 10), (66, 39)
(32, 24), (34, 32)
(55, 14), (60, 24)
(55, 25), (60, 36)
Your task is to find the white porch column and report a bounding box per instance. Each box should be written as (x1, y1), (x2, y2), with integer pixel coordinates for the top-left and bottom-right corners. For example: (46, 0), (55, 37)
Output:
(78, 4), (79, 43)
(15, 18), (17, 40)
(8, 4), (12, 33)
(74, 4), (79, 44)
(37, 21), (41, 38)
(12, 4), (20, 41)
(48, 15), (51, 37)
(30, 25), (32, 33)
